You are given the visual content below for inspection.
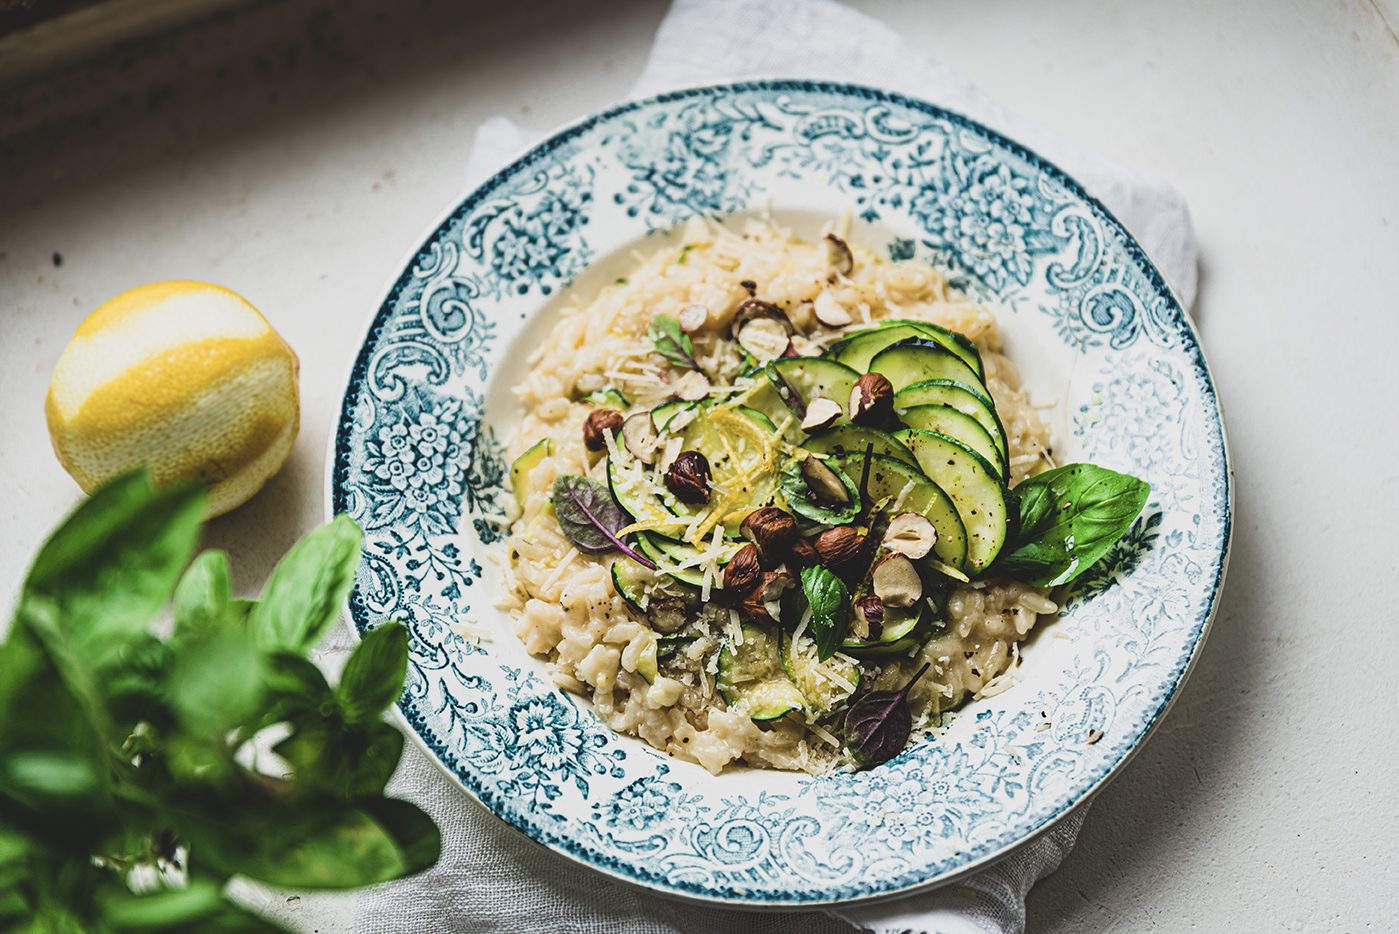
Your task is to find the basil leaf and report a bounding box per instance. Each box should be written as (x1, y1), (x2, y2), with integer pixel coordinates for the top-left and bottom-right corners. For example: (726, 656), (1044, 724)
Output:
(275, 719), (404, 800)
(188, 800), (428, 890)
(0, 478), (444, 921)
(167, 626), (266, 734)
(173, 550), (232, 638)
(844, 662), (931, 767)
(997, 463), (1150, 587)
(647, 314), (697, 370)
(779, 460), (860, 525)
(550, 476), (656, 568)
(337, 621), (409, 723)
(96, 879), (226, 929)
(22, 470), (203, 668)
(800, 566), (850, 661)
(248, 514), (362, 653)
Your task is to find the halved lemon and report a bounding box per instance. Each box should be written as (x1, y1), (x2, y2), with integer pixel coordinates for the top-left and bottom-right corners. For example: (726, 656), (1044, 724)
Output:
(45, 280), (300, 518)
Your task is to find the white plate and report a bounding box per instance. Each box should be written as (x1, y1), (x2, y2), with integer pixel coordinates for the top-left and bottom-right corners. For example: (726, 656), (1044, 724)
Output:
(327, 81), (1232, 906)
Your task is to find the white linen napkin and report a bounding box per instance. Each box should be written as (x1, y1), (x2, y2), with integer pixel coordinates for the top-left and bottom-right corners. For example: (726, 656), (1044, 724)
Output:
(348, 1), (1199, 931)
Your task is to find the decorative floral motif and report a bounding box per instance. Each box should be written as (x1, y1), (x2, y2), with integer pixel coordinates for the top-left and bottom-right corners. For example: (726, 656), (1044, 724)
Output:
(914, 155), (1042, 289)
(465, 164), (596, 296)
(593, 773), (702, 831)
(816, 744), (1005, 854)
(359, 387), (468, 534)
(331, 82), (1231, 906)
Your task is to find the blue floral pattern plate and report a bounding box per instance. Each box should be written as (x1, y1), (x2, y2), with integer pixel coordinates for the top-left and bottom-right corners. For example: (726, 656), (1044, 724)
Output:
(328, 81), (1231, 906)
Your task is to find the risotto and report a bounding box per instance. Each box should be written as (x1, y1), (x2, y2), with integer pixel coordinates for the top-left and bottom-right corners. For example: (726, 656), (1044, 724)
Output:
(499, 218), (1109, 775)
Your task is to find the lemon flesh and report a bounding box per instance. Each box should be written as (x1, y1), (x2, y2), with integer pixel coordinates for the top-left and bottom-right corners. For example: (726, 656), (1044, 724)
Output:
(46, 280), (300, 518)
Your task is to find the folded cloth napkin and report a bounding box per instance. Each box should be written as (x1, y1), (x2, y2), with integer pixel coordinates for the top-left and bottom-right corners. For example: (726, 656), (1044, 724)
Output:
(344, 1), (1199, 931)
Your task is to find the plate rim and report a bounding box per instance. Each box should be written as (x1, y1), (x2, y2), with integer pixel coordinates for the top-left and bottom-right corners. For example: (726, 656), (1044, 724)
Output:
(324, 77), (1234, 908)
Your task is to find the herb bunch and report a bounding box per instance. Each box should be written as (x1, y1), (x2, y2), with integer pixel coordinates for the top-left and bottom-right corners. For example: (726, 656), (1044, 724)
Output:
(0, 472), (439, 932)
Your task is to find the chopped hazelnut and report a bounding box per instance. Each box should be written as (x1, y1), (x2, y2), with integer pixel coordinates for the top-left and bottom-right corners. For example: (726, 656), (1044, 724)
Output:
(849, 372), (894, 426)
(813, 525), (863, 567)
(883, 512), (938, 559)
(583, 408), (623, 451)
(824, 233), (854, 278)
(665, 451), (711, 504)
(723, 544), (763, 593)
(872, 552), (923, 608)
(740, 506), (799, 566)
(800, 397), (842, 432)
(622, 412), (659, 464)
(801, 456), (851, 506)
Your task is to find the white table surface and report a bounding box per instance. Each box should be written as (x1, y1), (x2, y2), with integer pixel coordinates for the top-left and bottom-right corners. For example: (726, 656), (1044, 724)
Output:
(3, 1), (1397, 930)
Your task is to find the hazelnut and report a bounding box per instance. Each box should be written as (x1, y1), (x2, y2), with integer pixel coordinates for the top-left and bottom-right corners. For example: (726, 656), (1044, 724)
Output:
(853, 594), (885, 640)
(801, 456), (852, 507)
(872, 552), (923, 608)
(740, 506), (799, 565)
(883, 512), (938, 559)
(740, 569), (794, 623)
(723, 544), (763, 593)
(813, 290), (854, 327)
(824, 233), (854, 278)
(622, 412), (660, 464)
(736, 317), (791, 363)
(673, 370), (711, 401)
(583, 408), (624, 451)
(665, 451), (711, 504)
(677, 304), (710, 332)
(728, 299), (794, 340)
(788, 537), (819, 568)
(814, 525), (864, 567)
(800, 397), (842, 432)
(849, 372), (894, 426)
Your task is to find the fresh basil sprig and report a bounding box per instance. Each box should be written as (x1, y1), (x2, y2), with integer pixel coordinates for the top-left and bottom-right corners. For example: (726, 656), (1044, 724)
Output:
(996, 463), (1150, 587)
(778, 459), (860, 525)
(0, 470), (439, 932)
(551, 475), (657, 569)
(800, 565), (850, 661)
(844, 662), (931, 768)
(647, 314), (699, 370)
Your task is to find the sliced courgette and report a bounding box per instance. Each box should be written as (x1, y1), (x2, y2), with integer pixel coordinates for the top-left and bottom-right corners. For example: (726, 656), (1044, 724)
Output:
(867, 339), (985, 394)
(841, 603), (926, 657)
(780, 630), (860, 715)
(894, 428), (1010, 573)
(657, 634), (700, 660)
(673, 406), (780, 538)
(823, 451), (969, 571)
(827, 322), (981, 377)
(651, 399), (696, 431)
(894, 379), (1008, 463)
(871, 319), (984, 379)
(634, 534), (707, 588)
(717, 625), (806, 721)
(509, 438), (552, 507)
(766, 357), (861, 427)
(899, 404), (1007, 479)
(611, 560), (652, 613)
(635, 639), (660, 684)
(802, 426), (918, 468)
(840, 630), (927, 660)
(585, 388), (629, 408)
(607, 456), (678, 531)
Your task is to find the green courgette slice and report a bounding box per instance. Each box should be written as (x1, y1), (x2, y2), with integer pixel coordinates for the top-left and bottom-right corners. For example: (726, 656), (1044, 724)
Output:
(894, 428), (1009, 572)
(823, 451), (969, 571)
(717, 625), (806, 721)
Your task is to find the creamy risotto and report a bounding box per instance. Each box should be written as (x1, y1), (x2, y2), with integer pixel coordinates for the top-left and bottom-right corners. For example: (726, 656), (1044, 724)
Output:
(499, 218), (1063, 775)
